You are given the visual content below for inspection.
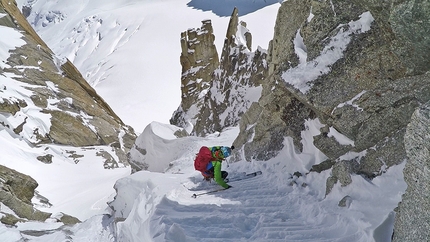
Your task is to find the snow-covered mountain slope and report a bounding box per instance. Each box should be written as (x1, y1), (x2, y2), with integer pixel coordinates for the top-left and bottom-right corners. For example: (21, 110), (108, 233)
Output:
(1, 0), (133, 230)
(16, 0), (280, 132)
(109, 121), (405, 242)
(0, 111), (130, 240)
(1, 1), (279, 240)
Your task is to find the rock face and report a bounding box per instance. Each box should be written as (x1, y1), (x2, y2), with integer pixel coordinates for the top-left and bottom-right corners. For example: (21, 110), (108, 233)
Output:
(236, 1), (430, 237)
(170, 19), (219, 132)
(0, 0), (136, 166)
(0, 165), (81, 225)
(393, 103), (430, 242)
(0, 165), (51, 224)
(171, 8), (268, 136)
(173, 1), (430, 240)
(233, 0), (429, 184)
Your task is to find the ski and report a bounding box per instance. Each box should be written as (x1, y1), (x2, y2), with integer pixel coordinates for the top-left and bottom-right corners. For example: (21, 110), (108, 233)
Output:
(187, 171), (262, 192)
(191, 188), (226, 198)
(227, 171), (262, 183)
(190, 171), (262, 198)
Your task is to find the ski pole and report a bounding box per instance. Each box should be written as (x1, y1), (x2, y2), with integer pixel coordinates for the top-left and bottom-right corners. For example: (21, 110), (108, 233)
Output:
(191, 188), (226, 198)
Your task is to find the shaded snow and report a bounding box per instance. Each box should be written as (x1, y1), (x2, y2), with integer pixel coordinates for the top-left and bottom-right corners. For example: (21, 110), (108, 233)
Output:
(328, 127), (355, 146)
(294, 29), (307, 64)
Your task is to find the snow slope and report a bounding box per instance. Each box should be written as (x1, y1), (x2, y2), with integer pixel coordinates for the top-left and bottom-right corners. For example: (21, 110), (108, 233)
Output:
(0, 117), (405, 241)
(0, 21), (130, 223)
(109, 121), (406, 242)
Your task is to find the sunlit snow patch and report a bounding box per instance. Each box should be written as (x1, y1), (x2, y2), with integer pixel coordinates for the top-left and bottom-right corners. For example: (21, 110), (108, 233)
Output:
(0, 73), (52, 143)
(0, 25), (26, 68)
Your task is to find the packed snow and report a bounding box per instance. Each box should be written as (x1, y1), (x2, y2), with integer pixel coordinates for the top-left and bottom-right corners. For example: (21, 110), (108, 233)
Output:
(0, 1), (407, 241)
(108, 122), (406, 242)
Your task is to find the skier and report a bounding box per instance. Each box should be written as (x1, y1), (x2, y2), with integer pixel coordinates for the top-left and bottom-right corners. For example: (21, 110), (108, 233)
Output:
(194, 146), (234, 189)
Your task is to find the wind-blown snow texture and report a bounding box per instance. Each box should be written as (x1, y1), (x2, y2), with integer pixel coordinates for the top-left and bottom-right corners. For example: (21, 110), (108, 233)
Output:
(0, 1), (407, 241)
(110, 122), (405, 242)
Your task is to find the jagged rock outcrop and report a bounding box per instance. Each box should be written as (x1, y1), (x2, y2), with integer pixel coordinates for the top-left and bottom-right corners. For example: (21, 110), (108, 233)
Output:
(0, 165), (81, 226)
(193, 8), (268, 136)
(170, 19), (219, 131)
(171, 8), (268, 136)
(393, 102), (430, 241)
(0, 165), (51, 224)
(0, 0), (137, 166)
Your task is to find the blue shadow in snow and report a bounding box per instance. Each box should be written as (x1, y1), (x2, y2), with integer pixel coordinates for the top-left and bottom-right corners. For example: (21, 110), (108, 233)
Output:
(187, 0), (281, 17)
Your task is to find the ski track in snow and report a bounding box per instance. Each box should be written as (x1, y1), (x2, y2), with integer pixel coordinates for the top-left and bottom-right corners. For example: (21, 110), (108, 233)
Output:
(111, 122), (402, 242)
(153, 175), (366, 241)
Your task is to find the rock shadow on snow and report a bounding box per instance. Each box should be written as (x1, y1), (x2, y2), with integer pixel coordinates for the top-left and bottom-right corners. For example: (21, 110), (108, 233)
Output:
(187, 0), (280, 16)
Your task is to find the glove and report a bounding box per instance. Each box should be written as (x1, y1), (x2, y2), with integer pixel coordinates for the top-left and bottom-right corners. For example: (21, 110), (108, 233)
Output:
(231, 145), (235, 150)
(226, 185), (233, 189)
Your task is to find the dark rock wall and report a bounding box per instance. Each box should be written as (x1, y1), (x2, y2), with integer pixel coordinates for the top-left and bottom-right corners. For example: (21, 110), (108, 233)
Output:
(0, 165), (51, 224)
(393, 102), (430, 242)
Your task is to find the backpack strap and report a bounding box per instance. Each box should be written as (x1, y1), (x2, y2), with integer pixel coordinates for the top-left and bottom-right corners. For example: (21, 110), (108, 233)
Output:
(210, 146), (225, 160)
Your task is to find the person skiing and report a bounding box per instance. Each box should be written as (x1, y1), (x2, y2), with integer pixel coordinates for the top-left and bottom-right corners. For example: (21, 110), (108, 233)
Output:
(194, 146), (234, 189)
